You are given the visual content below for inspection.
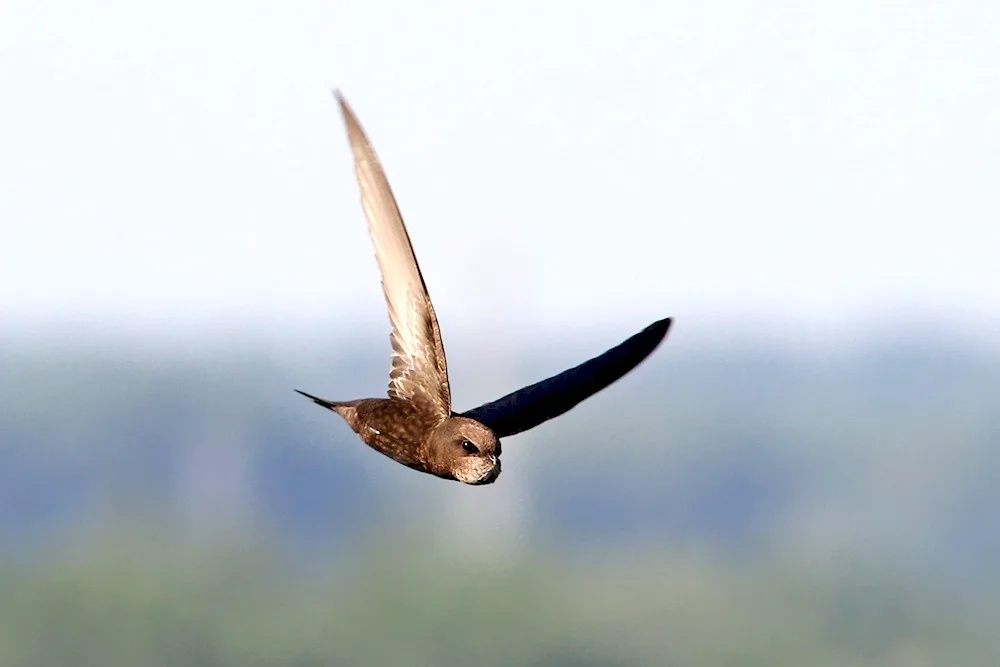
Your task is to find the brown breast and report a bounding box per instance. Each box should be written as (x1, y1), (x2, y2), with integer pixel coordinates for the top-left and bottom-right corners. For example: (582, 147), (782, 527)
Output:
(350, 398), (441, 471)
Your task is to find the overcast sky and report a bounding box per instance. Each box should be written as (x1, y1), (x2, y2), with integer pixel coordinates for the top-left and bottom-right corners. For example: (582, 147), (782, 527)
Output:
(2, 1), (997, 344)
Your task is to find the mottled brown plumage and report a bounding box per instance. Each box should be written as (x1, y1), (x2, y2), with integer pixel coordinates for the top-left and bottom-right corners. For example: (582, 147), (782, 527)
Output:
(295, 91), (671, 485)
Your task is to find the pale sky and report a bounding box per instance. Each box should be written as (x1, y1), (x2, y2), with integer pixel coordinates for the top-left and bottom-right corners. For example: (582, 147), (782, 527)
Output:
(2, 0), (998, 343)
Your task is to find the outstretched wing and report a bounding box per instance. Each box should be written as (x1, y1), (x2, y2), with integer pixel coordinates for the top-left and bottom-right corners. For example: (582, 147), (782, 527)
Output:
(459, 318), (671, 438)
(336, 92), (451, 417)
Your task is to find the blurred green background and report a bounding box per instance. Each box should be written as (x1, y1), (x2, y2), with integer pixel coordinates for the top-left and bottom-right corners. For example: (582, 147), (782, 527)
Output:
(2, 323), (997, 666)
(4, 0), (999, 663)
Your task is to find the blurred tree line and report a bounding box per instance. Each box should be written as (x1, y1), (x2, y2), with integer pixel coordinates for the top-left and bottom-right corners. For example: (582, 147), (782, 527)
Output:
(0, 327), (997, 664)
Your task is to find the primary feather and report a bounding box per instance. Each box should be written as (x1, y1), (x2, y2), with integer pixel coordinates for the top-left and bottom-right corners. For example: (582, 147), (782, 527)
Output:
(335, 92), (452, 418)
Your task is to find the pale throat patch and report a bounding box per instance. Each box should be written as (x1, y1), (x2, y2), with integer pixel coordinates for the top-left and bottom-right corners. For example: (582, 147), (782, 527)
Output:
(454, 455), (501, 485)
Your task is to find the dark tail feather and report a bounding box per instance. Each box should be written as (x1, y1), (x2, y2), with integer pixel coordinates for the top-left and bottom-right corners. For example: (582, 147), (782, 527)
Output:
(294, 389), (343, 411)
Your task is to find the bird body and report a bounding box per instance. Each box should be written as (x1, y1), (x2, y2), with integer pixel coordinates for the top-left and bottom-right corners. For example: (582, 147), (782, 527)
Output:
(296, 92), (671, 485)
(294, 393), (501, 484)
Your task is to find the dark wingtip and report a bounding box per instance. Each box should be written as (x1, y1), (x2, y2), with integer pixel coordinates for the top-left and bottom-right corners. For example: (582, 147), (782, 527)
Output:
(624, 316), (672, 364)
(651, 316), (672, 331)
(644, 317), (673, 345)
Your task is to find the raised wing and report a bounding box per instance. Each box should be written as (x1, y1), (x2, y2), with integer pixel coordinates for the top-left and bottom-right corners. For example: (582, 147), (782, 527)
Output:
(336, 92), (451, 417)
(459, 318), (671, 437)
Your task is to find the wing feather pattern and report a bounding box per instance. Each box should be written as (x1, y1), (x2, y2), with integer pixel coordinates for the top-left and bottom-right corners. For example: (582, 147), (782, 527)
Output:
(335, 92), (451, 417)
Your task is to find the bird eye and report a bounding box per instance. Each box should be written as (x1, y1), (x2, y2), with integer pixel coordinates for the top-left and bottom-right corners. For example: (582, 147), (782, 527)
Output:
(461, 440), (479, 454)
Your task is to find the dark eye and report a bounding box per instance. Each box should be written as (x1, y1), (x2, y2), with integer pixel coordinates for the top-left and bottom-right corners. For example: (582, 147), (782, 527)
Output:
(461, 440), (479, 454)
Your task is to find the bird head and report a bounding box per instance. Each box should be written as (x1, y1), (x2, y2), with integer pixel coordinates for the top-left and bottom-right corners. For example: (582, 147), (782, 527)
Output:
(432, 417), (502, 485)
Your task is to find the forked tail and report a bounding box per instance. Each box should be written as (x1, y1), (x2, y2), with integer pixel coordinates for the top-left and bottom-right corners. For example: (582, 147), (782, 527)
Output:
(294, 389), (366, 427)
(294, 389), (348, 411)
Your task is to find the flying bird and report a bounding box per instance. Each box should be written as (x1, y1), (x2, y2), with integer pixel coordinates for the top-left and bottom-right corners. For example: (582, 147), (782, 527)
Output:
(295, 92), (672, 485)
